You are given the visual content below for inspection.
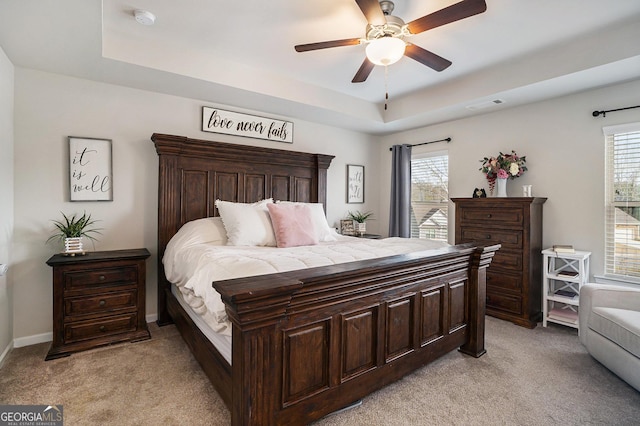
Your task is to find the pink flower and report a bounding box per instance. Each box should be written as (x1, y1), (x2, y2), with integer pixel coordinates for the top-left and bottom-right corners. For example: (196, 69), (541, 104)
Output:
(497, 169), (508, 179)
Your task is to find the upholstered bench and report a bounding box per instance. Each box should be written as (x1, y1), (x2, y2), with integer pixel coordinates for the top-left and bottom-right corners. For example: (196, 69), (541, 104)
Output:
(579, 283), (640, 391)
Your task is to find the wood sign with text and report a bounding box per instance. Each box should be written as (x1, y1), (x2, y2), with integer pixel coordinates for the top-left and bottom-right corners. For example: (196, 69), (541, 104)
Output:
(201, 107), (293, 143)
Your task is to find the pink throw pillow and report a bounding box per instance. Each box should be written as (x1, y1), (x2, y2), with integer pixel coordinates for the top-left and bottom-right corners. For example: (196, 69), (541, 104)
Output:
(267, 203), (319, 248)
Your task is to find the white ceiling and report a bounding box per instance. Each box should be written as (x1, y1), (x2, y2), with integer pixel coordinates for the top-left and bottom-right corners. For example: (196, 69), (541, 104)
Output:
(1, 0), (639, 135)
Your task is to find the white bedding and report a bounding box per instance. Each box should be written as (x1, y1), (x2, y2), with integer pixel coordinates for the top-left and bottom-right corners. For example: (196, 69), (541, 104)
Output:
(163, 217), (449, 336)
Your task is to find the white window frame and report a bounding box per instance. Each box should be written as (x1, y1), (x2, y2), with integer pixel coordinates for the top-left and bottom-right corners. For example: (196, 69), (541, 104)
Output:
(410, 149), (448, 241)
(603, 122), (640, 283)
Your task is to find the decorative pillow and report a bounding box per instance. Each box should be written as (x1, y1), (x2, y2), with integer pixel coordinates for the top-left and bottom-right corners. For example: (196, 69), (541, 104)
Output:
(276, 201), (338, 242)
(267, 203), (319, 248)
(215, 199), (276, 246)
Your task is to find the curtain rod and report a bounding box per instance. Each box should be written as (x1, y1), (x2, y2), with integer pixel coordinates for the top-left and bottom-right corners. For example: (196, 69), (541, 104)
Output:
(388, 137), (451, 151)
(592, 105), (640, 117)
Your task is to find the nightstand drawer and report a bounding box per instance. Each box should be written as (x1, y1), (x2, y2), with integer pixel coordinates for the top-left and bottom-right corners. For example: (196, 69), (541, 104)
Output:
(64, 266), (138, 292)
(458, 227), (522, 249)
(64, 313), (138, 343)
(459, 208), (523, 227)
(65, 290), (137, 317)
(486, 291), (522, 315)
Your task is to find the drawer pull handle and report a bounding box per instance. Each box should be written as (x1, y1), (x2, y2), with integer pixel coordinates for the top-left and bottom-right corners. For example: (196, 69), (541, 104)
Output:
(99, 300), (106, 307)
(99, 275), (105, 281)
(486, 214), (492, 218)
(99, 325), (106, 332)
(486, 235), (491, 239)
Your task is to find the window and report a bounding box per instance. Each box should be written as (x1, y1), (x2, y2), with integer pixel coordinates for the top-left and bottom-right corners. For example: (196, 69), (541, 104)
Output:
(604, 123), (640, 279)
(410, 150), (448, 241)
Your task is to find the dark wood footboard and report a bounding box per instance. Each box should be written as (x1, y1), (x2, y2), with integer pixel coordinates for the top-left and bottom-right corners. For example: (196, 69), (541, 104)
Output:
(215, 243), (498, 425)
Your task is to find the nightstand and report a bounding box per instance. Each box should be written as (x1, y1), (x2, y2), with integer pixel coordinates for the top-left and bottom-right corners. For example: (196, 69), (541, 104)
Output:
(45, 248), (151, 360)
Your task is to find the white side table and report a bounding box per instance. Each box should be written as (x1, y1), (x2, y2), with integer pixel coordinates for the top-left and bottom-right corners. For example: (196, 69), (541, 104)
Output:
(542, 249), (591, 329)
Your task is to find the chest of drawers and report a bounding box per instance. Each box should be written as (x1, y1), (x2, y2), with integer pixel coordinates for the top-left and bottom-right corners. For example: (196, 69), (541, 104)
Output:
(452, 198), (546, 328)
(45, 248), (151, 360)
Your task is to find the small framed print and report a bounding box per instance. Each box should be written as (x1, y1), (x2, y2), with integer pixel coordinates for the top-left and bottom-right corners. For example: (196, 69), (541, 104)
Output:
(340, 219), (355, 236)
(347, 164), (364, 203)
(69, 136), (113, 201)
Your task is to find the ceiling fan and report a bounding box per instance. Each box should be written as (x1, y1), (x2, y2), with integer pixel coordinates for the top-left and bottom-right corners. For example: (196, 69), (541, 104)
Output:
(294, 0), (487, 83)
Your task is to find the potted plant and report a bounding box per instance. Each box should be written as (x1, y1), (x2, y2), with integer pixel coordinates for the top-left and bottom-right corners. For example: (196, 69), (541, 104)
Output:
(46, 211), (101, 255)
(347, 210), (374, 237)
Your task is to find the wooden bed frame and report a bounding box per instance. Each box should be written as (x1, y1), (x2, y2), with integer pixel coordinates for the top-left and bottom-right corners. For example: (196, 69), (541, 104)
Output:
(152, 133), (499, 425)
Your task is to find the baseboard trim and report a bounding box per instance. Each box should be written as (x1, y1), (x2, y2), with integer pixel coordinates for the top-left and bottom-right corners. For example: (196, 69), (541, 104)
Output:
(146, 313), (158, 324)
(13, 332), (52, 348)
(0, 341), (14, 368)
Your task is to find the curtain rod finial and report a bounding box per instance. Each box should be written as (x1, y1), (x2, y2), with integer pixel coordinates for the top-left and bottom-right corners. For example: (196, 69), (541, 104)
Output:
(593, 110), (603, 117)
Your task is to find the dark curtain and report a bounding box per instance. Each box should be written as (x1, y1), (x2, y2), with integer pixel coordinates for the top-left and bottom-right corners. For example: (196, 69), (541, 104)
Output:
(389, 144), (412, 237)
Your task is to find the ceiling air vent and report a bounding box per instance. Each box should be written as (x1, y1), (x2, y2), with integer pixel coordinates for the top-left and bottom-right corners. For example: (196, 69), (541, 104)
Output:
(466, 99), (505, 111)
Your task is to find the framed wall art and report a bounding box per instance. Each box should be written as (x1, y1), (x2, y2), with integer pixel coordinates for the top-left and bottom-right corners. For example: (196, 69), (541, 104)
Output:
(347, 164), (364, 203)
(69, 136), (113, 201)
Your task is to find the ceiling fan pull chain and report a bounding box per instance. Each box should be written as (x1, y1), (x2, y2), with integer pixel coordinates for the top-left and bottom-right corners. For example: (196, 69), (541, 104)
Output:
(384, 65), (389, 110)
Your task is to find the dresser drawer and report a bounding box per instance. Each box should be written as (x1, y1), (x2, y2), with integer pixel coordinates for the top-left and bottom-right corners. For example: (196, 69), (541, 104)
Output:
(64, 290), (137, 317)
(491, 251), (523, 272)
(459, 208), (523, 228)
(486, 271), (520, 292)
(64, 313), (138, 343)
(458, 227), (523, 249)
(486, 290), (522, 315)
(64, 266), (138, 292)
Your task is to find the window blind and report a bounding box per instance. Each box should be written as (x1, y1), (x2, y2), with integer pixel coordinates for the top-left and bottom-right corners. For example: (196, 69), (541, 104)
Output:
(410, 151), (448, 241)
(604, 123), (640, 278)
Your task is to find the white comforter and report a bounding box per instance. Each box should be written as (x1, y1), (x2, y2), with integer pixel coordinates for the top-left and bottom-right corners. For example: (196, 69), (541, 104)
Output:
(164, 224), (448, 336)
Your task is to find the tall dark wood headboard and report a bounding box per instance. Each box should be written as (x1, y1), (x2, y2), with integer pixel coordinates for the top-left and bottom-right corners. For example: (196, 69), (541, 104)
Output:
(151, 133), (334, 324)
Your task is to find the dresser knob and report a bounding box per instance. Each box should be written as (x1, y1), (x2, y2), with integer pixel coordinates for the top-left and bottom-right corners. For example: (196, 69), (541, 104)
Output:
(99, 275), (105, 281)
(99, 325), (106, 332)
(99, 300), (106, 307)
(486, 214), (492, 218)
(486, 235), (491, 239)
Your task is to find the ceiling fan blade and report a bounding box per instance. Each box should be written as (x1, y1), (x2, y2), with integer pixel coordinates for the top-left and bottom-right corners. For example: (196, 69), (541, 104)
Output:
(407, 0), (487, 34)
(355, 0), (387, 26)
(404, 44), (452, 72)
(295, 38), (362, 52)
(352, 58), (375, 83)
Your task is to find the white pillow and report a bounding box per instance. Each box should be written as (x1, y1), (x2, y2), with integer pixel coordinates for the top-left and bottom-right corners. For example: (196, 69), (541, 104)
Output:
(276, 201), (337, 242)
(163, 217), (228, 283)
(215, 199), (277, 246)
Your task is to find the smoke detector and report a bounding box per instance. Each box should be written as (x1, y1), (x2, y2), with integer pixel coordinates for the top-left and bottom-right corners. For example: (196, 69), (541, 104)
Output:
(134, 9), (156, 26)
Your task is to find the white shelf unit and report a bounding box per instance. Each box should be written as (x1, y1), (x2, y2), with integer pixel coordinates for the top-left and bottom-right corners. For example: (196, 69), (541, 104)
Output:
(542, 248), (591, 329)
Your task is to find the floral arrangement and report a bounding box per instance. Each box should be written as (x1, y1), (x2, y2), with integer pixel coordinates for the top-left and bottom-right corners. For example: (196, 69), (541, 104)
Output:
(479, 150), (527, 193)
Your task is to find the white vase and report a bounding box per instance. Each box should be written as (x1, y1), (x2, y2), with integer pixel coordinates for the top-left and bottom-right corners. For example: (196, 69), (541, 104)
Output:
(356, 222), (366, 237)
(495, 178), (507, 197)
(64, 237), (84, 255)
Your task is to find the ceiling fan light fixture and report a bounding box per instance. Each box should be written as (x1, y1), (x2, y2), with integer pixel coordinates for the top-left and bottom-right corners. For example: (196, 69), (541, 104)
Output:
(366, 37), (405, 66)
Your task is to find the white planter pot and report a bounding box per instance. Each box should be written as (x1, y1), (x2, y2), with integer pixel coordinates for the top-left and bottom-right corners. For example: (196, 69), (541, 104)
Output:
(356, 222), (366, 236)
(64, 237), (84, 255)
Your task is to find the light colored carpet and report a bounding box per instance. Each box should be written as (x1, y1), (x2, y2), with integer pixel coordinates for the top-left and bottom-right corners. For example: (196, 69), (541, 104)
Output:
(1, 317), (639, 425)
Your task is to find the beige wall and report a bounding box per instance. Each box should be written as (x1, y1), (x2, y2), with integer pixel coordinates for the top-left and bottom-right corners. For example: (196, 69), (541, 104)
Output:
(8, 65), (640, 344)
(12, 68), (380, 341)
(0, 46), (14, 360)
(378, 78), (640, 280)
